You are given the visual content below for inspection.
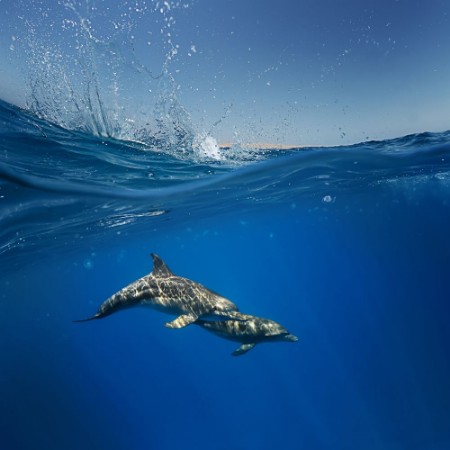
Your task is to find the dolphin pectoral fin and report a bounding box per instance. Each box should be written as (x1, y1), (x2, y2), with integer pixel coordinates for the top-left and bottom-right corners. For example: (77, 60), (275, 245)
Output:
(232, 343), (256, 356)
(165, 314), (197, 329)
(73, 313), (102, 323)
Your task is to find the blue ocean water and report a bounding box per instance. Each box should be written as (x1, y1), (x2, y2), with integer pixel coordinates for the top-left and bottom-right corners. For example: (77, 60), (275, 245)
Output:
(1, 97), (450, 450)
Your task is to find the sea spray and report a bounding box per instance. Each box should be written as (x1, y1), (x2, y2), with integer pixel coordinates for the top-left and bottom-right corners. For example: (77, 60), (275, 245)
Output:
(20, 0), (224, 162)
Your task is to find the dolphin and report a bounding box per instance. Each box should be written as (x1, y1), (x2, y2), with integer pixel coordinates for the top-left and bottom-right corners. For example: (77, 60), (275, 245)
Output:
(196, 313), (298, 356)
(74, 253), (241, 328)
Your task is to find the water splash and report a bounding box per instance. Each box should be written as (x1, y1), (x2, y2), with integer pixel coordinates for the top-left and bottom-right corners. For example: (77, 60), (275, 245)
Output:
(21, 0), (223, 162)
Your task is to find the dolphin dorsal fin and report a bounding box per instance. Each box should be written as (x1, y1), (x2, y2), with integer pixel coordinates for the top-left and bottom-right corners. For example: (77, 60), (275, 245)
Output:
(151, 253), (173, 277)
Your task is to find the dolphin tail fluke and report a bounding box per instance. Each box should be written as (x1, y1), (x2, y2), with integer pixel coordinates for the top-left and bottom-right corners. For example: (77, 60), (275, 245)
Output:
(73, 313), (102, 323)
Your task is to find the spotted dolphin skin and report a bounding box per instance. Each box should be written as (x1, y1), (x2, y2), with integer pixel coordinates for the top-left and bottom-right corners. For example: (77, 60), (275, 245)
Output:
(75, 253), (241, 328)
(196, 313), (298, 356)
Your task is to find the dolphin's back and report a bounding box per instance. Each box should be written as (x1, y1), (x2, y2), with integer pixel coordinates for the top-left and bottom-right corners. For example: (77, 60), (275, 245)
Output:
(195, 316), (256, 342)
(75, 254), (239, 324)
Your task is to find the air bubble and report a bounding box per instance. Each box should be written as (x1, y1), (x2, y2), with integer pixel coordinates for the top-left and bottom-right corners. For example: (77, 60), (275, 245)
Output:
(322, 195), (335, 203)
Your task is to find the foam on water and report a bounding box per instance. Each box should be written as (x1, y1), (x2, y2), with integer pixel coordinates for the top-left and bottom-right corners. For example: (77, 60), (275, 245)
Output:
(193, 134), (224, 161)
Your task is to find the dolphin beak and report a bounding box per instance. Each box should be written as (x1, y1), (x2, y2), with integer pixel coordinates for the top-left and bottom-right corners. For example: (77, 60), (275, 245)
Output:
(285, 334), (299, 342)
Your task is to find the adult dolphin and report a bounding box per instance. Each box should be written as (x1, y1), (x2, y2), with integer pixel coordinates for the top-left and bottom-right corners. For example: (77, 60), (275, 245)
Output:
(75, 253), (241, 328)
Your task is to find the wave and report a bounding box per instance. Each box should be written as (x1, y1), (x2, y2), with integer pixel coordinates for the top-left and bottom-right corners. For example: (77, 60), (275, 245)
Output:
(2, 98), (450, 265)
(2, 99), (450, 193)
(0, 99), (292, 193)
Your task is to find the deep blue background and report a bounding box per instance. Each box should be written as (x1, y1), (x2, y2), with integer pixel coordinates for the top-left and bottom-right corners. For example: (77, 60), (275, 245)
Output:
(1, 183), (450, 450)
(1, 0), (449, 447)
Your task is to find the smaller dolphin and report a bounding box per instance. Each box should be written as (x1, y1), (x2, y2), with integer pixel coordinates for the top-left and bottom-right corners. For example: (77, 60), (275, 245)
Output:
(75, 253), (241, 328)
(196, 313), (298, 356)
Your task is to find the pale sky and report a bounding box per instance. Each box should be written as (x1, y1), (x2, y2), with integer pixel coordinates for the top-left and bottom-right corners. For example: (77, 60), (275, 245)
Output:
(1, 0), (450, 146)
